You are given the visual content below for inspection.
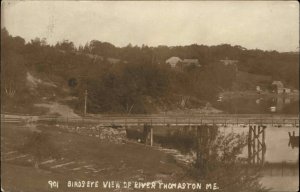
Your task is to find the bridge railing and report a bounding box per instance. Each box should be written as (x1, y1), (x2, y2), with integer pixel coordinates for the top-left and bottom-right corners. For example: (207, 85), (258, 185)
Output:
(1, 113), (299, 127)
(35, 116), (299, 127)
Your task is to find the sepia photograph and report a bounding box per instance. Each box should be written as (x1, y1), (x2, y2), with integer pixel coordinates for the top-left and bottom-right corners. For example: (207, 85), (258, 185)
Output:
(1, 1), (299, 192)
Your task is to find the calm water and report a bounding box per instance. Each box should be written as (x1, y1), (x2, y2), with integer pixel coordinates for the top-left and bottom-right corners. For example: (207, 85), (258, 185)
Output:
(127, 124), (299, 191)
(213, 96), (299, 114)
(227, 126), (299, 192)
(221, 126), (299, 163)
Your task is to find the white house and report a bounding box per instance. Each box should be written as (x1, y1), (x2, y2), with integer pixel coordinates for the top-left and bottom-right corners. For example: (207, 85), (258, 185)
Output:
(219, 58), (238, 72)
(165, 56), (182, 68)
(272, 81), (284, 94)
(219, 58), (239, 66)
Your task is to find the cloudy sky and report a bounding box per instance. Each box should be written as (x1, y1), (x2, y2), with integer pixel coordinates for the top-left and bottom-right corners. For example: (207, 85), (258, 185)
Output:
(1, 1), (299, 52)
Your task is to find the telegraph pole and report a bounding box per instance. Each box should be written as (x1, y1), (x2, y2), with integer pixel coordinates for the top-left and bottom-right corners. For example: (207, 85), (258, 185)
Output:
(84, 89), (87, 116)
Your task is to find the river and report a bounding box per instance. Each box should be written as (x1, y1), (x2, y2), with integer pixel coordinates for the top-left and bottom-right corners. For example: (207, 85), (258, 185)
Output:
(127, 124), (299, 191)
(213, 95), (299, 114)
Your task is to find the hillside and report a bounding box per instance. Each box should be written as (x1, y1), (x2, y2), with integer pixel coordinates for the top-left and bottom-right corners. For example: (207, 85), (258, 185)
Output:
(233, 71), (272, 91)
(1, 28), (299, 115)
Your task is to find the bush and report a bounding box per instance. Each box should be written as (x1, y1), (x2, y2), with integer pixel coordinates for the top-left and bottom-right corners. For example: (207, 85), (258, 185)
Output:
(188, 132), (269, 192)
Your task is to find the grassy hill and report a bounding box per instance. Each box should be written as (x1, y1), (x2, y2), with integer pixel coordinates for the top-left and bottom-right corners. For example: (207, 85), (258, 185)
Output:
(1, 28), (299, 115)
(234, 71), (272, 91)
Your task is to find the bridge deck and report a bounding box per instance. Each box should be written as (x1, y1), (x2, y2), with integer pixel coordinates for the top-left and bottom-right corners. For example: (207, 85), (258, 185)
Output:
(1, 114), (299, 127)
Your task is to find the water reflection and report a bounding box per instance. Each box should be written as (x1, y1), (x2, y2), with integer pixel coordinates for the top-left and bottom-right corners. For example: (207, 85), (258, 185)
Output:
(288, 131), (299, 149)
(213, 96), (299, 114)
(222, 126), (299, 163)
(126, 124), (299, 191)
(127, 125), (299, 163)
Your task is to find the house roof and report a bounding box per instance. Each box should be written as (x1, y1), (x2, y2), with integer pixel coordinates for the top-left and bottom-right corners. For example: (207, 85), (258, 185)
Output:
(107, 58), (121, 64)
(272, 81), (284, 87)
(182, 59), (199, 64)
(166, 56), (182, 63)
(220, 58), (238, 65)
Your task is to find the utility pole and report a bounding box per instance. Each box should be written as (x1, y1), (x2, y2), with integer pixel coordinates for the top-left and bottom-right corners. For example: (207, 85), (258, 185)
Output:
(84, 89), (87, 116)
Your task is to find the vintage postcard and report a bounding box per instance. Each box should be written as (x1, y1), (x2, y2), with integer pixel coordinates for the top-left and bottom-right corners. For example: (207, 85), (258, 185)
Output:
(1, 1), (299, 192)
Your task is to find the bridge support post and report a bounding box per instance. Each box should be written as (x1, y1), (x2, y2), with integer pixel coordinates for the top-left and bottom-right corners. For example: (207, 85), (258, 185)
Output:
(262, 126), (266, 164)
(248, 125), (266, 165)
(67, 116), (69, 129)
(196, 125), (208, 177)
(196, 125), (218, 178)
(143, 123), (153, 145)
(248, 125), (252, 164)
(150, 128), (153, 146)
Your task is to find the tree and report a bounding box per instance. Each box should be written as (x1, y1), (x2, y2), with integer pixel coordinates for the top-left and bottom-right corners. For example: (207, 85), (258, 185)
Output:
(188, 132), (269, 192)
(55, 40), (75, 52)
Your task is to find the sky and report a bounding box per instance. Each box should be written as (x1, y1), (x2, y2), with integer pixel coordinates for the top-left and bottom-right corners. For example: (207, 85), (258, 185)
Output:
(1, 1), (299, 52)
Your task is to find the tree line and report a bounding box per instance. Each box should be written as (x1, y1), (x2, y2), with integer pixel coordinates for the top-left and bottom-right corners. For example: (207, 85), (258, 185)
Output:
(1, 28), (298, 114)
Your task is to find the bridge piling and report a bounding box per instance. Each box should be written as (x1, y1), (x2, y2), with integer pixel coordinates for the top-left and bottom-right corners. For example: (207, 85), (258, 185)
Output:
(248, 124), (266, 165)
(262, 126), (266, 164)
(195, 124), (218, 178)
(257, 126), (260, 164)
(196, 125), (208, 177)
(248, 125), (252, 164)
(150, 128), (153, 146)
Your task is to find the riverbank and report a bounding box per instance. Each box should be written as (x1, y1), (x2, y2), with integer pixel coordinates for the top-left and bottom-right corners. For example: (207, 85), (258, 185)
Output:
(220, 90), (299, 99)
(1, 123), (191, 192)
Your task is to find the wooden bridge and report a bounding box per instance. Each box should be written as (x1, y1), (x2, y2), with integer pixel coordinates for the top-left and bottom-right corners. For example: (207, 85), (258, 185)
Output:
(2, 113), (298, 127)
(45, 114), (300, 127)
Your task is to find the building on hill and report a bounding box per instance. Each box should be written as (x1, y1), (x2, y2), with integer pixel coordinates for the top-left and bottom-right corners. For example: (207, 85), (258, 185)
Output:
(219, 57), (238, 72)
(219, 57), (239, 66)
(165, 56), (182, 68)
(107, 57), (121, 64)
(166, 57), (201, 70)
(283, 88), (291, 94)
(85, 53), (124, 64)
(272, 81), (284, 94)
(86, 53), (104, 60)
(271, 81), (292, 94)
(181, 59), (201, 67)
(256, 86), (261, 93)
